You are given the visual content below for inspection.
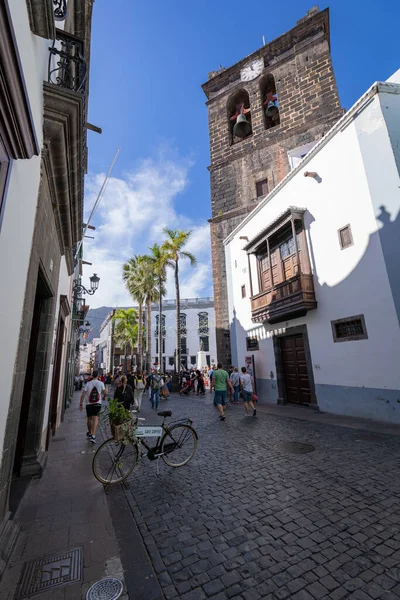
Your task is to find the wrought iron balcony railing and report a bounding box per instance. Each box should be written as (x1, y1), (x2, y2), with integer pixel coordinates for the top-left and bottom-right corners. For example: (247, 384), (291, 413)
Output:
(198, 326), (209, 335)
(48, 29), (87, 94)
(53, 0), (67, 20)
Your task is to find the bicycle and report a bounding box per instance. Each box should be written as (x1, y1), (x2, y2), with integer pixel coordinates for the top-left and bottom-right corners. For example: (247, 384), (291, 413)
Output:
(92, 409), (198, 487)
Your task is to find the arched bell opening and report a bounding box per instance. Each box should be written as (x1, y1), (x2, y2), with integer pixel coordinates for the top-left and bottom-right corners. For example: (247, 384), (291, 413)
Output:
(260, 74), (280, 130)
(227, 89), (252, 144)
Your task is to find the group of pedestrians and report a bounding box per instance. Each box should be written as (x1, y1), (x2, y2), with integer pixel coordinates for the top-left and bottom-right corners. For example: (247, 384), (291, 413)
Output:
(211, 363), (257, 421)
(114, 369), (171, 411)
(79, 359), (257, 443)
(179, 368), (207, 395)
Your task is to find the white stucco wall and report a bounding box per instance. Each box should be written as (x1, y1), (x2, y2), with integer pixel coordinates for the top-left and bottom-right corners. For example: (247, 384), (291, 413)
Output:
(225, 86), (400, 422)
(0, 4), (50, 456)
(151, 301), (217, 368)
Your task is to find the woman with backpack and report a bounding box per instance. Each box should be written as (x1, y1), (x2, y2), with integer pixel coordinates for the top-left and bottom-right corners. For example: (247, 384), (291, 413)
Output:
(133, 371), (146, 411)
(113, 375), (134, 410)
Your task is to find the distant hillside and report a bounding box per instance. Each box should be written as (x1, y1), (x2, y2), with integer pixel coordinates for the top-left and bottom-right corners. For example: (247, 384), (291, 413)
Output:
(85, 306), (114, 342)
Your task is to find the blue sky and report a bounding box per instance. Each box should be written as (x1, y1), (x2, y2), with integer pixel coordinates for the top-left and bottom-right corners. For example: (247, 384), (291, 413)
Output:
(83, 0), (400, 308)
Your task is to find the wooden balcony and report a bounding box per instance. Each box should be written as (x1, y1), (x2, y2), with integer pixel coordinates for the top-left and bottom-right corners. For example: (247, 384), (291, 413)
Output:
(251, 273), (317, 324)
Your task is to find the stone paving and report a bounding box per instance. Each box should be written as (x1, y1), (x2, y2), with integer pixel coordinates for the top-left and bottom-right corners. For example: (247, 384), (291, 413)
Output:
(124, 393), (400, 600)
(2, 393), (130, 600)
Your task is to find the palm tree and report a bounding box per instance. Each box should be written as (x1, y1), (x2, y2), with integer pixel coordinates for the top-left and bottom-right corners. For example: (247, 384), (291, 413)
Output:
(162, 228), (196, 372)
(149, 243), (168, 370)
(140, 257), (159, 371)
(113, 308), (138, 372)
(122, 256), (146, 370)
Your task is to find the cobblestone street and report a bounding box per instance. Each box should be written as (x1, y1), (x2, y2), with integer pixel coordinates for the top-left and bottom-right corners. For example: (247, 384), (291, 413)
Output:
(120, 393), (400, 600)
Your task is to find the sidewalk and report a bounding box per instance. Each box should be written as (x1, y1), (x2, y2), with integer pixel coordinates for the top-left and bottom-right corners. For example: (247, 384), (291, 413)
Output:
(251, 401), (400, 435)
(2, 392), (129, 600)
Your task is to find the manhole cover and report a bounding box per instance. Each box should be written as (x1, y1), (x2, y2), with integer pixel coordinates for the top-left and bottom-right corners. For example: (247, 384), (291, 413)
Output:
(16, 547), (82, 598)
(86, 578), (123, 600)
(275, 441), (315, 454)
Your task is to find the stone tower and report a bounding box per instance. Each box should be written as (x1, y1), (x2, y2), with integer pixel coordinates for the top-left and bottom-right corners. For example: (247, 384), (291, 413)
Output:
(202, 6), (343, 366)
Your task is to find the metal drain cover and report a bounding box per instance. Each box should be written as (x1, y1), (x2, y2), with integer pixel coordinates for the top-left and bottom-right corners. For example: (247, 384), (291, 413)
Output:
(86, 578), (123, 600)
(16, 547), (82, 598)
(275, 441), (315, 454)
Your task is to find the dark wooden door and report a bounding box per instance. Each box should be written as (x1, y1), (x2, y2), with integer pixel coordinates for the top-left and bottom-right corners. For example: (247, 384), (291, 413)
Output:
(280, 334), (311, 405)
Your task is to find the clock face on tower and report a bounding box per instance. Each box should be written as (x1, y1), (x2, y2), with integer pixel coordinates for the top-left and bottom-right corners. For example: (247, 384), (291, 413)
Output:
(240, 58), (263, 82)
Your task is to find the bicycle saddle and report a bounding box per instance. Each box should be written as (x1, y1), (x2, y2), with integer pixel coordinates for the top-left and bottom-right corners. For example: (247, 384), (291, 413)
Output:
(158, 410), (172, 417)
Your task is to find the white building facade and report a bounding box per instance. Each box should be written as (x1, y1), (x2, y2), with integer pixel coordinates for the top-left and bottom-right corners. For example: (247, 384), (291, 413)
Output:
(97, 298), (218, 373)
(224, 78), (400, 424)
(152, 297), (217, 371)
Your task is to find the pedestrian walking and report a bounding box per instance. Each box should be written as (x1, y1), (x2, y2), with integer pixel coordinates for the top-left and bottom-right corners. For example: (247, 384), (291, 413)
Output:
(134, 371), (145, 411)
(196, 369), (205, 395)
(114, 375), (135, 410)
(114, 372), (121, 389)
(105, 373), (112, 394)
(149, 370), (163, 409)
(208, 365), (214, 393)
(240, 367), (257, 417)
(79, 370), (105, 443)
(211, 362), (234, 421)
(230, 367), (240, 402)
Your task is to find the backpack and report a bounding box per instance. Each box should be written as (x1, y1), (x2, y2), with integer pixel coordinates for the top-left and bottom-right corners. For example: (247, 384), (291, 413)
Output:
(152, 375), (161, 390)
(89, 383), (100, 404)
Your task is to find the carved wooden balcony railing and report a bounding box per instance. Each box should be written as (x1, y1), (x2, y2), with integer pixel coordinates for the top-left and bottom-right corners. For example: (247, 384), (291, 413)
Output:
(251, 273), (317, 324)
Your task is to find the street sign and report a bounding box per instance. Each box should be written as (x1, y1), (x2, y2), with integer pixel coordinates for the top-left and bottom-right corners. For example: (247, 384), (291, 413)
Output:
(136, 427), (163, 438)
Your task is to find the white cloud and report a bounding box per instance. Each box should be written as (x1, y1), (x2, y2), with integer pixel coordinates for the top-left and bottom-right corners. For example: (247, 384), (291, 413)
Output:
(82, 147), (212, 308)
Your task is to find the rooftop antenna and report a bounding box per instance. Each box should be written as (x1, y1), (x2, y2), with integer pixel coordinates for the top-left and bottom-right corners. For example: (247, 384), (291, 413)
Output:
(262, 34), (266, 46)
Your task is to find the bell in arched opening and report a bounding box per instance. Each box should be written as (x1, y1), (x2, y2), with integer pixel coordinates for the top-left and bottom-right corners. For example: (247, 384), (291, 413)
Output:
(231, 103), (252, 139)
(264, 93), (279, 119)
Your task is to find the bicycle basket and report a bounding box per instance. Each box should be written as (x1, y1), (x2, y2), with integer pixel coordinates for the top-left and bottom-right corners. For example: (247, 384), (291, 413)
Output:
(111, 420), (134, 442)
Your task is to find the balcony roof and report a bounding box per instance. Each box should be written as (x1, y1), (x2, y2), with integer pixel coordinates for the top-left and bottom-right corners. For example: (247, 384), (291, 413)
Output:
(243, 207), (305, 253)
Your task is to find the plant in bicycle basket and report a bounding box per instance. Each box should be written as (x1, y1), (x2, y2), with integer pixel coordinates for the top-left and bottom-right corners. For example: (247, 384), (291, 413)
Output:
(107, 398), (136, 443)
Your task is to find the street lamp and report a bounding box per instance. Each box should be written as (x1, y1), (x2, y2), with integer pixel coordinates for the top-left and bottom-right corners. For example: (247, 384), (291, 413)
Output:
(73, 273), (100, 296)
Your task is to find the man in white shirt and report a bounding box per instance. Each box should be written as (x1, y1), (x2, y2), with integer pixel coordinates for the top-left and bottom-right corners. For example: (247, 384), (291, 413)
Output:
(79, 370), (105, 443)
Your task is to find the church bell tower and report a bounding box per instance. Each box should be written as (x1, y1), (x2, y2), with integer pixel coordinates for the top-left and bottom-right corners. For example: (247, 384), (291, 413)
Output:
(202, 6), (343, 366)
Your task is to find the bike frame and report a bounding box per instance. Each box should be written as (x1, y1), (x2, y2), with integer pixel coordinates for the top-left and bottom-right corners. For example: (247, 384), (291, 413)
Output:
(134, 414), (196, 459)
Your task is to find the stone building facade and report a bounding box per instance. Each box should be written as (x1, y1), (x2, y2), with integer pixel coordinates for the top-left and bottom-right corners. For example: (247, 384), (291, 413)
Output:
(202, 7), (344, 365)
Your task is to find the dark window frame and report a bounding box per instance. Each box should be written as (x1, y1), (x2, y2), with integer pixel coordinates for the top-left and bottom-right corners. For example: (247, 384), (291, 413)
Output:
(331, 314), (368, 343)
(180, 337), (187, 355)
(155, 338), (166, 354)
(246, 337), (259, 351)
(241, 285), (246, 298)
(338, 224), (353, 250)
(198, 311), (209, 334)
(256, 178), (269, 198)
(199, 336), (209, 352)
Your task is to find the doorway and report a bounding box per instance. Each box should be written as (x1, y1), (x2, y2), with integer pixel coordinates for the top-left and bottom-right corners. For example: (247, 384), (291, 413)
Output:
(13, 269), (53, 478)
(46, 295), (69, 450)
(273, 325), (317, 407)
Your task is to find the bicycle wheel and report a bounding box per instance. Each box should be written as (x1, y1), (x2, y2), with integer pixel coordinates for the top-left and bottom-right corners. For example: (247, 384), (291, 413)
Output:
(92, 438), (138, 484)
(161, 424), (197, 467)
